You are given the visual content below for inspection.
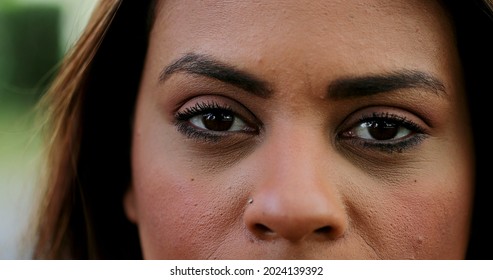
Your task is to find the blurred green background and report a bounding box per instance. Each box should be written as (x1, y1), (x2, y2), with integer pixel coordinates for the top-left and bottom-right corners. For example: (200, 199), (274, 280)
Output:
(0, 0), (98, 259)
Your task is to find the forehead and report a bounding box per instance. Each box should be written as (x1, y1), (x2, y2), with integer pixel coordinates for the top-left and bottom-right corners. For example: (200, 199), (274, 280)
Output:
(149, 0), (457, 82)
(152, 0), (452, 41)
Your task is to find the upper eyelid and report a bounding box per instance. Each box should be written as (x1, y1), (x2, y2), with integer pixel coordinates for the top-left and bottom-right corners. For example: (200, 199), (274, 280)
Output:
(174, 102), (233, 122)
(358, 113), (417, 126)
(365, 113), (426, 131)
(181, 102), (232, 114)
(349, 113), (426, 133)
(338, 106), (430, 129)
(175, 96), (263, 126)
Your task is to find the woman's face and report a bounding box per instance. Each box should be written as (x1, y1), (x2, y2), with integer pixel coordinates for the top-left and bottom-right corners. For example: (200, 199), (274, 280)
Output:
(125, 0), (474, 259)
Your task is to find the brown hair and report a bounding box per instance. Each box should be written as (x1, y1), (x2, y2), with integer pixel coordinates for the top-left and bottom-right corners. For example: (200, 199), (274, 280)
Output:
(33, 0), (493, 259)
(34, 0), (151, 259)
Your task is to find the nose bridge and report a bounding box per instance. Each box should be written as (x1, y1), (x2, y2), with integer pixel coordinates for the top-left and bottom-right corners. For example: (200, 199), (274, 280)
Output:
(244, 122), (348, 242)
(261, 124), (337, 210)
(264, 121), (330, 188)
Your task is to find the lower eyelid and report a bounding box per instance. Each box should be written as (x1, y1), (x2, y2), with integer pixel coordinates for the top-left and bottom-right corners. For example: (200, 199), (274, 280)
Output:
(175, 121), (224, 142)
(338, 132), (428, 154)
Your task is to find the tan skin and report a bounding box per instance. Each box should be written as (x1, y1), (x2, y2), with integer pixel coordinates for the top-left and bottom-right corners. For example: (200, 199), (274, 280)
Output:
(124, 0), (474, 259)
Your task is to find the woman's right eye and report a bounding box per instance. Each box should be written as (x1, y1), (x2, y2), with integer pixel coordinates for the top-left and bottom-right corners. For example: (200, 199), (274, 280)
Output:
(188, 108), (250, 132)
(174, 101), (259, 141)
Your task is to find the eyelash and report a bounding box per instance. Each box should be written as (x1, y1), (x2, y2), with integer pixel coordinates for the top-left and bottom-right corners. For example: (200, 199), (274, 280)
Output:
(174, 103), (427, 152)
(338, 112), (427, 153)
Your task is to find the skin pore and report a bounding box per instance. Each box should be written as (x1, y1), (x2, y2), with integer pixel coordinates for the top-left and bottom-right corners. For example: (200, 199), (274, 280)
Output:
(124, 0), (474, 259)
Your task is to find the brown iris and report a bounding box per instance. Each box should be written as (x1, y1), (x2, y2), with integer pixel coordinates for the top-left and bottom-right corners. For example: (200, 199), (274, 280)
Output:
(202, 110), (235, 131)
(366, 120), (398, 140)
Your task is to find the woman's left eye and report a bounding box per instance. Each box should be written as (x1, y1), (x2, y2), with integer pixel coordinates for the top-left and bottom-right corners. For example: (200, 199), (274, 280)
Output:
(344, 119), (414, 141)
(338, 112), (427, 152)
(188, 109), (248, 132)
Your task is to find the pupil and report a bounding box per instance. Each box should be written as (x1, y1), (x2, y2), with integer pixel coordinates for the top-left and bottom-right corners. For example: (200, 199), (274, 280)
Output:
(368, 120), (398, 140)
(202, 110), (234, 131)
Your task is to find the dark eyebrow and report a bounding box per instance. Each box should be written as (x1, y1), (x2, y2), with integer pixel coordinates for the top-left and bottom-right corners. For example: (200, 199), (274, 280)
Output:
(327, 70), (446, 100)
(159, 53), (272, 98)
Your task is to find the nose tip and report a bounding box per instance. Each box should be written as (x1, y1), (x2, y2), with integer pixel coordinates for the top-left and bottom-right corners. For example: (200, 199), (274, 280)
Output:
(244, 191), (347, 242)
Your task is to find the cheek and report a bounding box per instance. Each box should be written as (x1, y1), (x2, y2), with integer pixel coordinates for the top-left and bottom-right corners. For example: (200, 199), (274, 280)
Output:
(393, 188), (463, 258)
(131, 138), (251, 259)
(396, 180), (471, 259)
(350, 172), (472, 259)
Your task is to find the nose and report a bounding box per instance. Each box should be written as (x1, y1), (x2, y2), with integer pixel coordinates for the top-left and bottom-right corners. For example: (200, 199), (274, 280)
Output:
(243, 128), (348, 243)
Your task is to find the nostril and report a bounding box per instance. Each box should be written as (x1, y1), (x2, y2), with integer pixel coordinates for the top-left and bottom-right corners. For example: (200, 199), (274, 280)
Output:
(314, 226), (332, 234)
(254, 223), (274, 235)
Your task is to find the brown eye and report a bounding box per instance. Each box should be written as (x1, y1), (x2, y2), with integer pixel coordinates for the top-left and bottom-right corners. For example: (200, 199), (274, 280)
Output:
(201, 110), (234, 131)
(365, 120), (399, 140)
(343, 118), (414, 141)
(338, 110), (428, 153)
(189, 109), (248, 132)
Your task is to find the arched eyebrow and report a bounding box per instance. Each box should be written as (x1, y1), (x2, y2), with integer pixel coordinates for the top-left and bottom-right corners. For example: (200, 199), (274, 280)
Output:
(159, 52), (446, 100)
(327, 70), (447, 100)
(159, 53), (272, 98)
